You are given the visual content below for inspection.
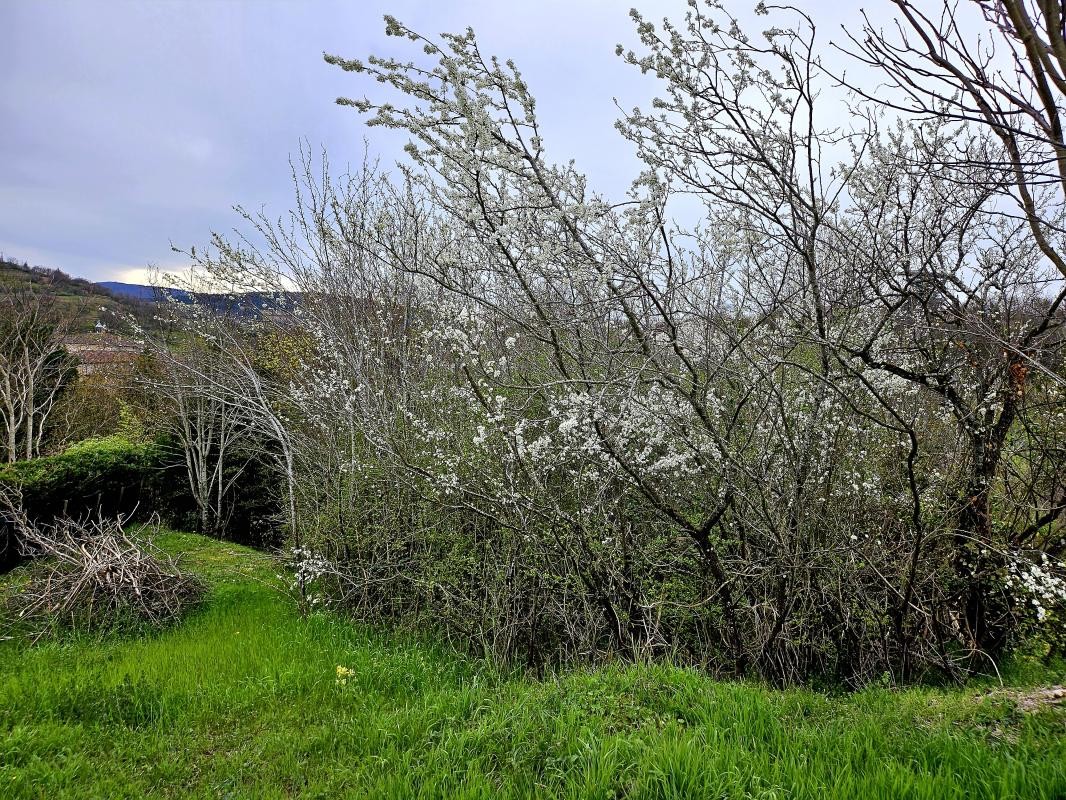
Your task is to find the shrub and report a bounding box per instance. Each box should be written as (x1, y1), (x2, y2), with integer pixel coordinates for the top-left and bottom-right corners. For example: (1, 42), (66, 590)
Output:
(0, 436), (182, 571)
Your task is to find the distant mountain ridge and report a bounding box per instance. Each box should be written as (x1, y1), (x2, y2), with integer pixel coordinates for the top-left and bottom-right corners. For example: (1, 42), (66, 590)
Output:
(95, 281), (158, 301)
(1, 257), (296, 324)
(98, 279), (299, 319)
(97, 281), (192, 303)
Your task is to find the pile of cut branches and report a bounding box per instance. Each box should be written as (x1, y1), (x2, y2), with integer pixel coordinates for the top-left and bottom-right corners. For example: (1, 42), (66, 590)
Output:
(2, 498), (202, 634)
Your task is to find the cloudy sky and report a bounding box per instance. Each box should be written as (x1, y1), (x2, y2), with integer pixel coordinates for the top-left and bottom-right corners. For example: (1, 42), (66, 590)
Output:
(1, 0), (883, 284)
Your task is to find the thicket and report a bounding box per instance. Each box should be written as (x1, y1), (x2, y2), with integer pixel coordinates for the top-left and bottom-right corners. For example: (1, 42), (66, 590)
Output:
(147, 2), (1066, 686)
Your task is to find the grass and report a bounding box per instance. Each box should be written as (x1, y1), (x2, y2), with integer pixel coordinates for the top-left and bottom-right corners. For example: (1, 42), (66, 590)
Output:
(1, 531), (1064, 799)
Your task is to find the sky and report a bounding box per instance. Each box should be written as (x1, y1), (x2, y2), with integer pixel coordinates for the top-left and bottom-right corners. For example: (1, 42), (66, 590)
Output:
(1, 0), (888, 284)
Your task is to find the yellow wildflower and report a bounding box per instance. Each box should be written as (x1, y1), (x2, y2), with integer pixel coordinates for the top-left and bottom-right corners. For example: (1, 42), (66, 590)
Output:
(335, 665), (354, 686)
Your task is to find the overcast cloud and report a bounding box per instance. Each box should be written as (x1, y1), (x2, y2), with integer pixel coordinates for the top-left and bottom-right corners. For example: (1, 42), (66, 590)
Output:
(2, 0), (885, 283)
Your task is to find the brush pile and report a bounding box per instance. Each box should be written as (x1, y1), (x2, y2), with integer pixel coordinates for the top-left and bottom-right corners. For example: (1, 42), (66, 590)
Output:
(2, 499), (202, 633)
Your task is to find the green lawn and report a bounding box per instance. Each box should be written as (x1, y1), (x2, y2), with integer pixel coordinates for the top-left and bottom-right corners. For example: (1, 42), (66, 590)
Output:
(1, 532), (1064, 799)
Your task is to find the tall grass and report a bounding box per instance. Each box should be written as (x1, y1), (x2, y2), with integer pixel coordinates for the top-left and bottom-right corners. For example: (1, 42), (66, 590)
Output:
(1, 531), (1063, 799)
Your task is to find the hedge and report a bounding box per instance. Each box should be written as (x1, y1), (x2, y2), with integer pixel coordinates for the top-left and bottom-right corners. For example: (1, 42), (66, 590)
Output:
(0, 435), (282, 572)
(0, 436), (181, 571)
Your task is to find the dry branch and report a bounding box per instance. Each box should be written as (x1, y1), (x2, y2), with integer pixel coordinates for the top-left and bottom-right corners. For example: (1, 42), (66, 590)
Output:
(1, 496), (202, 635)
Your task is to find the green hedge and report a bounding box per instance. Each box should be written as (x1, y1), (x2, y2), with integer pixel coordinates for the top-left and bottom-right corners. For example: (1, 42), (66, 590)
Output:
(0, 436), (180, 571)
(0, 435), (282, 571)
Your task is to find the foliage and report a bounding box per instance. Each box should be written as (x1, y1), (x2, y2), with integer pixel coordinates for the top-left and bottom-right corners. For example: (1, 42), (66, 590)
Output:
(0, 435), (168, 516)
(0, 436), (176, 572)
(0, 426), (283, 570)
(44, 372), (126, 447)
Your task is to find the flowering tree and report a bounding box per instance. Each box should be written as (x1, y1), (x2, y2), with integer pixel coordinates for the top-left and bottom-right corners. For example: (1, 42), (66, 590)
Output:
(844, 0), (1066, 282)
(161, 3), (1066, 684)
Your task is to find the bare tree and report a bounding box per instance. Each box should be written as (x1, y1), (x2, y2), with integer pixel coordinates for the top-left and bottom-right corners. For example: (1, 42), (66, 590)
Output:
(141, 341), (256, 538)
(843, 0), (1066, 283)
(0, 289), (77, 462)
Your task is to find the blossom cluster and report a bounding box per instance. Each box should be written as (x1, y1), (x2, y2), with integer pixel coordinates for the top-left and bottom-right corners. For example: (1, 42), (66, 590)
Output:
(289, 546), (335, 602)
(1005, 552), (1066, 623)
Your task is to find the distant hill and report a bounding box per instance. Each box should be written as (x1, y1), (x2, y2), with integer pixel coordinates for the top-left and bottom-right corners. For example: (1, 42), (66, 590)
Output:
(1, 256), (297, 327)
(96, 281), (158, 301)
(0, 257), (153, 333)
(98, 280), (297, 318)
(98, 281), (193, 303)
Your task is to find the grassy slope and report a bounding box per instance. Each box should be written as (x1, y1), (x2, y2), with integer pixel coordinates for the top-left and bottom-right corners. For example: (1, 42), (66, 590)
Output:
(1, 533), (1064, 799)
(0, 259), (151, 332)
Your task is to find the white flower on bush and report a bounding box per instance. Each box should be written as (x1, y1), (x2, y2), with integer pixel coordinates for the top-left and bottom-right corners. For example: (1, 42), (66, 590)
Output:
(1005, 552), (1066, 623)
(290, 547), (334, 596)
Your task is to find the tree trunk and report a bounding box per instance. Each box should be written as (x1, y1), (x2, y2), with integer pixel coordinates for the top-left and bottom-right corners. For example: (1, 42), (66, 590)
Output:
(957, 360), (1027, 654)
